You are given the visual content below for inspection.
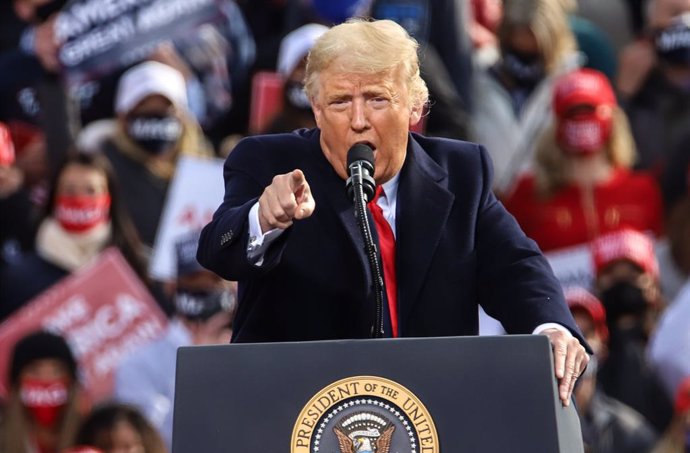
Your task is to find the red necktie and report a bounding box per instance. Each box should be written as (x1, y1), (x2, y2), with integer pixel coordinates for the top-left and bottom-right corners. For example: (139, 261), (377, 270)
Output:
(368, 186), (399, 337)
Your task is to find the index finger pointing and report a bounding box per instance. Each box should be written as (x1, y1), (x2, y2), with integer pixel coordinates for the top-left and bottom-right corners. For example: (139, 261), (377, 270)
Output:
(289, 169), (306, 192)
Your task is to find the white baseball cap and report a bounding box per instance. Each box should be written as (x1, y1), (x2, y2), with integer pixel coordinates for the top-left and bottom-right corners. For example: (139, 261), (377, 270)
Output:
(115, 61), (188, 114)
(277, 23), (329, 78)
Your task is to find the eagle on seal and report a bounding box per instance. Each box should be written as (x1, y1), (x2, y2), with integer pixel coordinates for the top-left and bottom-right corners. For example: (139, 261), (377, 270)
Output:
(334, 424), (395, 453)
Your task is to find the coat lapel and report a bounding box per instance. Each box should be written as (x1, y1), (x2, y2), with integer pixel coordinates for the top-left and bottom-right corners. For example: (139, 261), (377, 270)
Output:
(306, 130), (454, 332)
(396, 135), (454, 332)
(307, 131), (372, 288)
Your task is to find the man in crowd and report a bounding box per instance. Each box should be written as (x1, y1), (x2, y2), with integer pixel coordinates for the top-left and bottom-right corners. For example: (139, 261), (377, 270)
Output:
(566, 287), (658, 453)
(197, 18), (589, 405)
(115, 230), (236, 449)
(592, 229), (674, 432)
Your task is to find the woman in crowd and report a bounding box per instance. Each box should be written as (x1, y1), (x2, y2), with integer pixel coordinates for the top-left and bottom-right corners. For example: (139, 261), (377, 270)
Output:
(75, 404), (167, 453)
(0, 151), (148, 320)
(469, 0), (580, 195)
(503, 68), (663, 252)
(0, 331), (84, 453)
(91, 60), (214, 248)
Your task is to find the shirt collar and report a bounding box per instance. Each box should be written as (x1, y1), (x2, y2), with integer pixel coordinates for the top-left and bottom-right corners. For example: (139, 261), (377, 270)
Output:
(380, 171), (399, 204)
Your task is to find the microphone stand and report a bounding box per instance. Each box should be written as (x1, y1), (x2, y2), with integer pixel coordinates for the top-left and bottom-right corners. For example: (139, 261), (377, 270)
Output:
(349, 163), (385, 338)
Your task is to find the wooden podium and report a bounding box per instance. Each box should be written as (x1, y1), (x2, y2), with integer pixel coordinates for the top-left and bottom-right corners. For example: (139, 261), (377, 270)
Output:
(173, 335), (584, 452)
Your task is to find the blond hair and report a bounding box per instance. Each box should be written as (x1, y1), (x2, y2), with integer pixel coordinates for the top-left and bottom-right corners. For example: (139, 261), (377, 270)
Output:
(534, 107), (637, 197)
(499, 0), (577, 73)
(304, 18), (429, 111)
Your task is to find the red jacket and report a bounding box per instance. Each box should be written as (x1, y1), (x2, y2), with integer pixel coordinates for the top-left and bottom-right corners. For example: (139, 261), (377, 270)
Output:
(503, 168), (663, 252)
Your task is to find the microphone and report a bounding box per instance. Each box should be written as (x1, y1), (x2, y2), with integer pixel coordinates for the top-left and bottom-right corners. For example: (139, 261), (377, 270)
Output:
(346, 144), (376, 203)
(344, 143), (385, 338)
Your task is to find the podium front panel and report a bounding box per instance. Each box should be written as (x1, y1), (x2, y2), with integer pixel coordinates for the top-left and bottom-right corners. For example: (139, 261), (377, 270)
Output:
(173, 335), (582, 453)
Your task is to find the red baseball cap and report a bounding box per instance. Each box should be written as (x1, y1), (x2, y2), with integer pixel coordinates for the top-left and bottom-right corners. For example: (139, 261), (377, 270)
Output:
(591, 229), (659, 279)
(564, 286), (608, 342)
(553, 68), (616, 119)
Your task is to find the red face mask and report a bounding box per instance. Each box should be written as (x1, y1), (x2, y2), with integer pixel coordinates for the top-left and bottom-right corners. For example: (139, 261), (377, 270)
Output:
(556, 110), (612, 155)
(20, 377), (70, 427)
(54, 194), (111, 233)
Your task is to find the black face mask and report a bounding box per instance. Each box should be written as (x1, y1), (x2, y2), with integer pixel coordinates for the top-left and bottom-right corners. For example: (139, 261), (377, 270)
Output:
(174, 289), (234, 321)
(654, 21), (690, 67)
(284, 81), (312, 112)
(126, 115), (182, 155)
(600, 281), (648, 323)
(502, 50), (545, 87)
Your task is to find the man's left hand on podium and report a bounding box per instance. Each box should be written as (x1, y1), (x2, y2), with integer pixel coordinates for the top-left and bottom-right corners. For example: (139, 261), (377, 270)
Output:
(541, 328), (590, 407)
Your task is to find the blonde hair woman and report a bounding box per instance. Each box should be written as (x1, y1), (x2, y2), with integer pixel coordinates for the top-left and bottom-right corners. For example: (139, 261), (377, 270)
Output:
(503, 68), (663, 252)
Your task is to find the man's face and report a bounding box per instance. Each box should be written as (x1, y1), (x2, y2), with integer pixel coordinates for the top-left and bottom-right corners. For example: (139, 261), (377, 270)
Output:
(311, 60), (422, 184)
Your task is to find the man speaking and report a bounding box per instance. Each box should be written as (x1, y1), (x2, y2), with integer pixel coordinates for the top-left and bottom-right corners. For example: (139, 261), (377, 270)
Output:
(197, 18), (588, 405)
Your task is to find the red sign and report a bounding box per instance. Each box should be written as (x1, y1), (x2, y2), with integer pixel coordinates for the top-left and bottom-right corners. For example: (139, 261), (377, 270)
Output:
(0, 248), (167, 402)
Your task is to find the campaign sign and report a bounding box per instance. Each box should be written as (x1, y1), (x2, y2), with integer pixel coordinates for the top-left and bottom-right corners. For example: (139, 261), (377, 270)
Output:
(149, 155), (225, 281)
(0, 248), (167, 402)
(55, 0), (223, 83)
(544, 244), (594, 291)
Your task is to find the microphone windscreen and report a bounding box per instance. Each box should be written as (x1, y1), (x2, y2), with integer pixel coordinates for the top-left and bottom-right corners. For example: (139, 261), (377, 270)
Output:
(347, 143), (374, 168)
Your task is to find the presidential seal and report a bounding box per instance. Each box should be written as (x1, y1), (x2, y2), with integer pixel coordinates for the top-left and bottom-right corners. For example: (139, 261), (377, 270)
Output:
(291, 376), (439, 453)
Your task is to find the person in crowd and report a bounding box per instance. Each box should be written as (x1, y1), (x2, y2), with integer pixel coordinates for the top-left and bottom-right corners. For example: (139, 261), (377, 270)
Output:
(565, 287), (609, 361)
(235, 0), (317, 74)
(592, 229), (674, 432)
(160, 0), (256, 146)
(469, 0), (580, 195)
(0, 0), (72, 175)
(0, 121), (35, 267)
(1, 0), (65, 71)
(0, 152), (149, 321)
(264, 23), (328, 134)
(114, 230), (236, 449)
(573, 0), (634, 55)
(6, 121), (49, 206)
(197, 18), (589, 406)
(74, 403), (167, 453)
(648, 222), (690, 398)
(651, 376), (690, 453)
(86, 61), (214, 248)
(557, 0), (618, 82)
(566, 287), (659, 453)
(0, 331), (84, 453)
(503, 68), (663, 252)
(469, 0), (503, 68)
(78, 0), (256, 147)
(618, 0), (690, 175)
